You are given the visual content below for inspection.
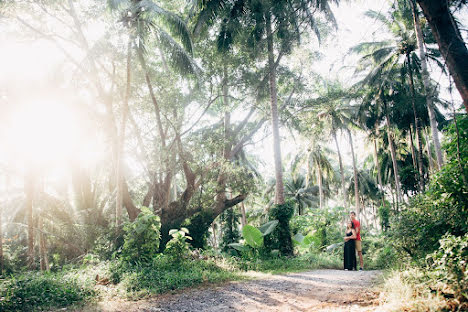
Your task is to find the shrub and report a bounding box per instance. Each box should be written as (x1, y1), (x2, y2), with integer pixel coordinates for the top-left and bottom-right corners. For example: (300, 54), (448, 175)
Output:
(164, 228), (192, 262)
(264, 200), (294, 256)
(120, 207), (161, 264)
(427, 233), (468, 302)
(0, 271), (95, 311)
(391, 116), (468, 259)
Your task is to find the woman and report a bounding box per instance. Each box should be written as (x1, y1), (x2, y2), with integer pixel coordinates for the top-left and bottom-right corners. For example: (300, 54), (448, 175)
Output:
(343, 220), (357, 271)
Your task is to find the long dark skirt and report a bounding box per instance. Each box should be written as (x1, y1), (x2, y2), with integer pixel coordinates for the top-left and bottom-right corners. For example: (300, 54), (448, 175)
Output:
(344, 239), (357, 270)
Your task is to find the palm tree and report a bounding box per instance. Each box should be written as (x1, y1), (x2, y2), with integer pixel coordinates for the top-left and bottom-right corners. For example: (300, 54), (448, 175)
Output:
(408, 0), (443, 169)
(415, 0), (468, 112)
(109, 0), (198, 222)
(193, 0), (339, 206)
(351, 3), (440, 191)
(308, 145), (335, 210)
(312, 81), (355, 208)
(284, 174), (318, 215)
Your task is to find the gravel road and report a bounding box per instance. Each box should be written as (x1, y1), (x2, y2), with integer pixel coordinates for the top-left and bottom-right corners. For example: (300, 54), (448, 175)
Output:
(98, 269), (382, 312)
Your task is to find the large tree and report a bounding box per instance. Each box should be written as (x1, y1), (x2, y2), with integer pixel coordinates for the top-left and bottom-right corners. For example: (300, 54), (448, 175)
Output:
(416, 0), (468, 112)
(194, 0), (339, 206)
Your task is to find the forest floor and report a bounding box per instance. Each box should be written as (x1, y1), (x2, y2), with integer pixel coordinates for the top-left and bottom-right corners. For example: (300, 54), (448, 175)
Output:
(79, 269), (384, 312)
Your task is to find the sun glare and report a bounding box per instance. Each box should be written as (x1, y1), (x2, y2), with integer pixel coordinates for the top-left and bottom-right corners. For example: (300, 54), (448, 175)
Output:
(2, 99), (99, 170)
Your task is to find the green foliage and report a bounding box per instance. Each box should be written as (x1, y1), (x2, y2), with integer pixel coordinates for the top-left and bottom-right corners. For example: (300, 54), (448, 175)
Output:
(184, 210), (214, 249)
(361, 235), (399, 270)
(114, 255), (237, 296)
(220, 208), (241, 253)
(292, 232), (315, 250)
(228, 221), (278, 258)
(427, 233), (468, 302)
(164, 228), (192, 262)
(120, 207), (161, 265)
(378, 202), (391, 231)
(290, 206), (344, 251)
(242, 225), (264, 249)
(232, 253), (342, 272)
(0, 270), (95, 311)
(391, 116), (468, 259)
(264, 200), (294, 256)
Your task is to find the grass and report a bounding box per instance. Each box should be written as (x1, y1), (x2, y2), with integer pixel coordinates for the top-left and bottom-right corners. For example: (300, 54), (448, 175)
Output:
(376, 268), (449, 312)
(0, 268), (96, 312)
(0, 252), (341, 311)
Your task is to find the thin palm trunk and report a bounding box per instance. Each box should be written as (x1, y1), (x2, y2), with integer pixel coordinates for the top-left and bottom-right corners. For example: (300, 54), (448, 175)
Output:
(407, 55), (425, 190)
(240, 202), (247, 227)
(26, 172), (34, 269)
(266, 14), (285, 205)
(410, 0), (443, 169)
(215, 64), (232, 210)
(333, 130), (347, 207)
(373, 138), (383, 188)
(424, 128), (434, 173)
(317, 158), (324, 209)
(39, 215), (49, 271)
(383, 99), (403, 206)
(116, 38), (132, 227)
(0, 175), (5, 275)
(211, 222), (218, 249)
(347, 129), (360, 216)
(408, 125), (419, 184)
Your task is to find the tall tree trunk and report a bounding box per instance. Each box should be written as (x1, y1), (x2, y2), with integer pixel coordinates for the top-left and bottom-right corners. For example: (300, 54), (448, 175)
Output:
(317, 157), (323, 210)
(347, 129), (360, 216)
(407, 55), (425, 191)
(424, 128), (434, 173)
(211, 222), (218, 249)
(333, 130), (347, 207)
(266, 15), (285, 205)
(383, 99), (403, 206)
(0, 175), (5, 275)
(116, 38), (132, 227)
(408, 125), (418, 174)
(240, 202), (247, 227)
(38, 216), (49, 271)
(373, 137), (383, 189)
(215, 64), (232, 208)
(410, 0), (444, 169)
(25, 172), (35, 269)
(416, 0), (468, 112)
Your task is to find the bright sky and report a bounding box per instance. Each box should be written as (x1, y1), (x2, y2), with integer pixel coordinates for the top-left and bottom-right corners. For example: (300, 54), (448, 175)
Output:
(0, 0), (466, 184)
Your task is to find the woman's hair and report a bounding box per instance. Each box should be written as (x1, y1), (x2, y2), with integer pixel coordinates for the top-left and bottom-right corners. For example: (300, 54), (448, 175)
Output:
(348, 220), (355, 229)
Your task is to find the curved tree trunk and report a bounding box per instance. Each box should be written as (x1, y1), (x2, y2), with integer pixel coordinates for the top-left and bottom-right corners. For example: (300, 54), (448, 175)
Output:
(416, 0), (468, 112)
(347, 129), (360, 216)
(266, 15), (285, 205)
(333, 130), (347, 207)
(410, 0), (443, 169)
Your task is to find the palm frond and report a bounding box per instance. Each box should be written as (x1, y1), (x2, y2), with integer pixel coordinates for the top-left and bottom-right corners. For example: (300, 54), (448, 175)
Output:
(139, 0), (193, 55)
(158, 29), (201, 76)
(193, 0), (230, 36)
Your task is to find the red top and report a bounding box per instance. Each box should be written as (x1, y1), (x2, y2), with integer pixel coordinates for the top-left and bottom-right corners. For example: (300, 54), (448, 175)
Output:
(352, 219), (361, 240)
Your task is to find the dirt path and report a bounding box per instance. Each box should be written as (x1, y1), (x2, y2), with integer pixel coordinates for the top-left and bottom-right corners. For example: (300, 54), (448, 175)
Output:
(90, 269), (382, 312)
